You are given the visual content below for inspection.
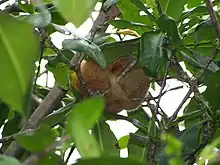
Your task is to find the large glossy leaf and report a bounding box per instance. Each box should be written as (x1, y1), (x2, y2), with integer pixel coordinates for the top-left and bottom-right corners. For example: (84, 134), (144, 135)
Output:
(118, 0), (153, 27)
(180, 48), (219, 72)
(62, 39), (107, 69)
(118, 135), (130, 149)
(179, 125), (201, 155)
(46, 63), (70, 90)
(42, 101), (75, 127)
(100, 38), (140, 64)
(137, 31), (166, 77)
(157, 14), (182, 48)
(180, 17), (202, 34)
(130, 0), (156, 23)
(186, 0), (203, 8)
(0, 155), (21, 165)
(16, 125), (56, 152)
(17, 10), (52, 28)
(66, 97), (104, 158)
(50, 9), (67, 25)
(92, 121), (120, 156)
(194, 19), (217, 43)
(127, 108), (150, 126)
(160, 0), (187, 20)
(38, 153), (60, 165)
(182, 98), (204, 128)
(127, 132), (148, 162)
(191, 47), (220, 60)
(109, 20), (147, 28)
(54, 0), (98, 27)
(203, 70), (220, 111)
(74, 157), (146, 165)
(0, 12), (39, 113)
(18, 0), (35, 13)
(162, 134), (183, 165)
(179, 5), (208, 22)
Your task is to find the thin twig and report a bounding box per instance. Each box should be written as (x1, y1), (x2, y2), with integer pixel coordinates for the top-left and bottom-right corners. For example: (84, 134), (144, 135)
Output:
(33, 38), (45, 94)
(169, 48), (218, 122)
(155, 0), (163, 15)
(155, 61), (170, 112)
(169, 0), (220, 121)
(0, 0), (8, 5)
(0, 129), (37, 143)
(37, 70), (48, 78)
(38, 28), (70, 65)
(204, 0), (220, 38)
(151, 85), (184, 100)
(64, 145), (76, 164)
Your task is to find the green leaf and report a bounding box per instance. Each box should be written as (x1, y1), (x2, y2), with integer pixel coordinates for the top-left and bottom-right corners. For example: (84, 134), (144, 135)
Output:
(180, 51), (205, 69)
(157, 14), (182, 48)
(162, 133), (183, 165)
(127, 132), (148, 162)
(127, 107), (150, 126)
(92, 121), (120, 156)
(62, 39), (107, 69)
(46, 63), (70, 90)
(118, 0), (153, 27)
(186, 0), (203, 8)
(109, 20), (151, 35)
(17, 10), (52, 28)
(194, 19), (217, 43)
(37, 153), (60, 165)
(54, 0), (98, 27)
(74, 157), (146, 165)
(100, 38), (140, 64)
(137, 31), (166, 77)
(197, 138), (220, 165)
(66, 97), (104, 158)
(118, 135), (130, 149)
(68, 119), (101, 158)
(130, 0), (156, 23)
(179, 125), (201, 155)
(180, 48), (219, 72)
(109, 20), (148, 29)
(183, 98), (204, 128)
(160, 0), (187, 20)
(180, 17), (202, 33)
(68, 97), (104, 130)
(203, 70), (220, 111)
(0, 12), (39, 113)
(50, 9), (67, 25)
(16, 125), (56, 152)
(179, 5), (208, 22)
(191, 47), (220, 60)
(42, 102), (75, 127)
(0, 155), (21, 165)
(18, 0), (35, 14)
(129, 133), (149, 148)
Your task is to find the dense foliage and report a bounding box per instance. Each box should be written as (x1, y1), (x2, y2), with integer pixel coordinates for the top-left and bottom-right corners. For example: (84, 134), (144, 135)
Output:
(0, 0), (220, 165)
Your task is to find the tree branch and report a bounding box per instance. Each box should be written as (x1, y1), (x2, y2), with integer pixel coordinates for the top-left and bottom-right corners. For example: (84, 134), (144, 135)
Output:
(204, 0), (220, 38)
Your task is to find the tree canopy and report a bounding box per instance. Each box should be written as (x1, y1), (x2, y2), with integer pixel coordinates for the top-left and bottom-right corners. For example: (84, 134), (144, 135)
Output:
(0, 0), (220, 165)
